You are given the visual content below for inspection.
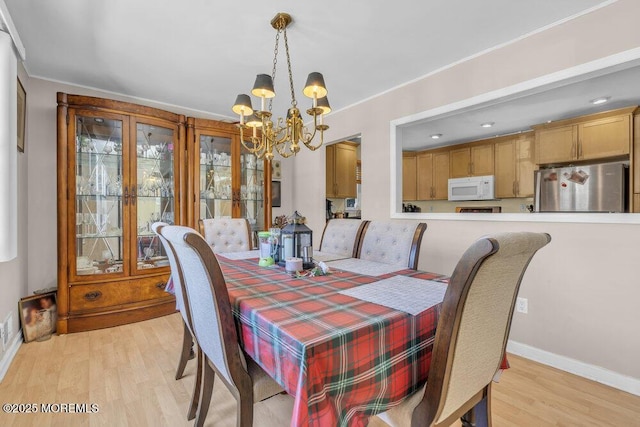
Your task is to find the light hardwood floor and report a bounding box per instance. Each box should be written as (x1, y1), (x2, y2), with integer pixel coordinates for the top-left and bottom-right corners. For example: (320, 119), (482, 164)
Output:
(0, 313), (638, 426)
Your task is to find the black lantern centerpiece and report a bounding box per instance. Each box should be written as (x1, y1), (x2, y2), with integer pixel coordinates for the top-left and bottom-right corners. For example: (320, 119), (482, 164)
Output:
(278, 211), (314, 270)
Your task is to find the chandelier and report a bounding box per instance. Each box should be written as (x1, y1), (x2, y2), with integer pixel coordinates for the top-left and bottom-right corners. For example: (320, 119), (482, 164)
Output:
(232, 12), (331, 161)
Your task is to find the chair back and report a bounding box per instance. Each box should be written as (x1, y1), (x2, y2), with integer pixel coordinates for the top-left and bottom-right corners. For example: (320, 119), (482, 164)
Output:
(161, 225), (248, 389)
(356, 220), (427, 269)
(319, 219), (369, 257)
(151, 222), (193, 332)
(198, 218), (252, 253)
(414, 232), (551, 426)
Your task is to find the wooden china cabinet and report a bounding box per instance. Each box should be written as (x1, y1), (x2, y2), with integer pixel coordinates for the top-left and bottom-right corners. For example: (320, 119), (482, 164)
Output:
(186, 117), (272, 245)
(56, 93), (185, 333)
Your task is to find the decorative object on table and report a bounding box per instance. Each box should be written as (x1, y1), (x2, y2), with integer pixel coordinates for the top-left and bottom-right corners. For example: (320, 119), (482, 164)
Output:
(272, 214), (288, 229)
(231, 12), (331, 160)
(258, 231), (275, 267)
(269, 227), (281, 263)
(19, 290), (57, 343)
(277, 211), (314, 270)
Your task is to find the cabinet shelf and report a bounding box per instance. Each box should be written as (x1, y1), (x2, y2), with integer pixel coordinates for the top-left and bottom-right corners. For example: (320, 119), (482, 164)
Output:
(76, 233), (123, 239)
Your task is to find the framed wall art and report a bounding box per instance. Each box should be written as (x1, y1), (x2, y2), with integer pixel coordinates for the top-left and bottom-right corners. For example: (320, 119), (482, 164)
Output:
(271, 180), (281, 207)
(19, 291), (57, 342)
(17, 77), (26, 153)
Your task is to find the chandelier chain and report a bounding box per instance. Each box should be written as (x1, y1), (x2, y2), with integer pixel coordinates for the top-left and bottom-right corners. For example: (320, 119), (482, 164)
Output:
(269, 28), (281, 113)
(283, 27), (297, 108)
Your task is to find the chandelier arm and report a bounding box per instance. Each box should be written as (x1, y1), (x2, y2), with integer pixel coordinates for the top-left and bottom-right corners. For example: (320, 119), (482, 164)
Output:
(238, 125), (266, 158)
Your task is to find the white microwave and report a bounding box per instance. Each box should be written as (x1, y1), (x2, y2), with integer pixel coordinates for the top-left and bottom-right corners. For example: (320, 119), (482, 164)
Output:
(448, 175), (495, 201)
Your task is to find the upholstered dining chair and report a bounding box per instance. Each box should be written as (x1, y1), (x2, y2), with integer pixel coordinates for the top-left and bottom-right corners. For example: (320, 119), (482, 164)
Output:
(198, 218), (253, 253)
(374, 232), (551, 427)
(318, 218), (369, 258)
(152, 222), (201, 421)
(356, 220), (427, 269)
(161, 225), (285, 427)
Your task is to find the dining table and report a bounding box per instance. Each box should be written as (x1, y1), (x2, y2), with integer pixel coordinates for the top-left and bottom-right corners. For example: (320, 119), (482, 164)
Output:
(215, 251), (451, 427)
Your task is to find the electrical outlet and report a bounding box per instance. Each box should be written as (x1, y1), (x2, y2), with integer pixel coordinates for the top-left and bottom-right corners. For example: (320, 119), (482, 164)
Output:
(516, 297), (528, 314)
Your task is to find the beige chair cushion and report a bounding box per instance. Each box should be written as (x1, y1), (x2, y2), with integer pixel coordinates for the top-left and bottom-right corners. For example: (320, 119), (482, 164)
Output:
(201, 218), (252, 253)
(319, 219), (363, 257)
(359, 220), (419, 266)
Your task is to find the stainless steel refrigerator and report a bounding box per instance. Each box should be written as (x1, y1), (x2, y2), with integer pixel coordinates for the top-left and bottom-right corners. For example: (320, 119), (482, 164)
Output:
(534, 162), (628, 212)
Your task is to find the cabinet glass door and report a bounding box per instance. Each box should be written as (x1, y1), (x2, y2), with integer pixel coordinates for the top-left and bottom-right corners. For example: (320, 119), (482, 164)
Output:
(133, 121), (176, 273)
(240, 149), (265, 240)
(74, 114), (125, 277)
(198, 134), (233, 220)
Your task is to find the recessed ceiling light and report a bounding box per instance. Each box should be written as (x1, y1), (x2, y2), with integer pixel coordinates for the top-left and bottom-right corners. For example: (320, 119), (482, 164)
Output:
(590, 97), (610, 105)
(480, 122), (494, 128)
(430, 134), (442, 139)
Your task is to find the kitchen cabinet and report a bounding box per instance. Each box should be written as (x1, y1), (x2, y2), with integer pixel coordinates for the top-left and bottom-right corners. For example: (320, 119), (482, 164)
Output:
(402, 152), (417, 201)
(450, 142), (494, 178)
(534, 107), (635, 164)
(633, 113), (640, 212)
(494, 133), (535, 198)
(186, 118), (271, 244)
(327, 142), (358, 198)
(56, 93), (184, 333)
(417, 149), (450, 200)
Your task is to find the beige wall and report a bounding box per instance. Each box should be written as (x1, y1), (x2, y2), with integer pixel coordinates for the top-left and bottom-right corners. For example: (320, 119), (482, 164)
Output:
(0, 62), (29, 350)
(292, 0), (640, 383)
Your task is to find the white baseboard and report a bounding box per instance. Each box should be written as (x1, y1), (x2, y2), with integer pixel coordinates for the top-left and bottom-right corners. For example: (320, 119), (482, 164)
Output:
(0, 331), (22, 383)
(507, 340), (640, 397)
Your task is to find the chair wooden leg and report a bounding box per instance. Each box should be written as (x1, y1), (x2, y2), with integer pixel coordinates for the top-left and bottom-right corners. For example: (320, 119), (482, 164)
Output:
(237, 394), (253, 427)
(176, 320), (192, 380)
(194, 359), (215, 427)
(187, 347), (203, 421)
(461, 386), (491, 427)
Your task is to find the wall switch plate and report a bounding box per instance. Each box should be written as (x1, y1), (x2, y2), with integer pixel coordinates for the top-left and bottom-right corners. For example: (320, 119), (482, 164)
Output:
(0, 321), (6, 350)
(516, 297), (528, 314)
(4, 312), (13, 346)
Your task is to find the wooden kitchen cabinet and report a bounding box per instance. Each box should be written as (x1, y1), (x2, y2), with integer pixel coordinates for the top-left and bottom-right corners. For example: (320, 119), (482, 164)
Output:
(534, 107), (636, 165)
(402, 152), (417, 200)
(633, 113), (640, 212)
(450, 142), (494, 178)
(327, 142), (358, 198)
(56, 93), (184, 333)
(494, 133), (535, 198)
(417, 149), (450, 200)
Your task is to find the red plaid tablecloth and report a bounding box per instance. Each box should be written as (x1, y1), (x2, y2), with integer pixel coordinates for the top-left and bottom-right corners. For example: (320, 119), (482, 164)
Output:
(218, 256), (449, 427)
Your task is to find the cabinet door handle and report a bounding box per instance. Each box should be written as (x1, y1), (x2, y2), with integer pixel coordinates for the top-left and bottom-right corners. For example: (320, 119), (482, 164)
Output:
(516, 181), (520, 195)
(155, 282), (166, 291)
(513, 181), (516, 196)
(578, 141), (582, 159)
(131, 187), (136, 206)
(123, 186), (129, 205)
(84, 291), (102, 301)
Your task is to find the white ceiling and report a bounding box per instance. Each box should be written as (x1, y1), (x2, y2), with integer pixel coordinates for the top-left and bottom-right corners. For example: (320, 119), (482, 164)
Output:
(5, 0), (617, 146)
